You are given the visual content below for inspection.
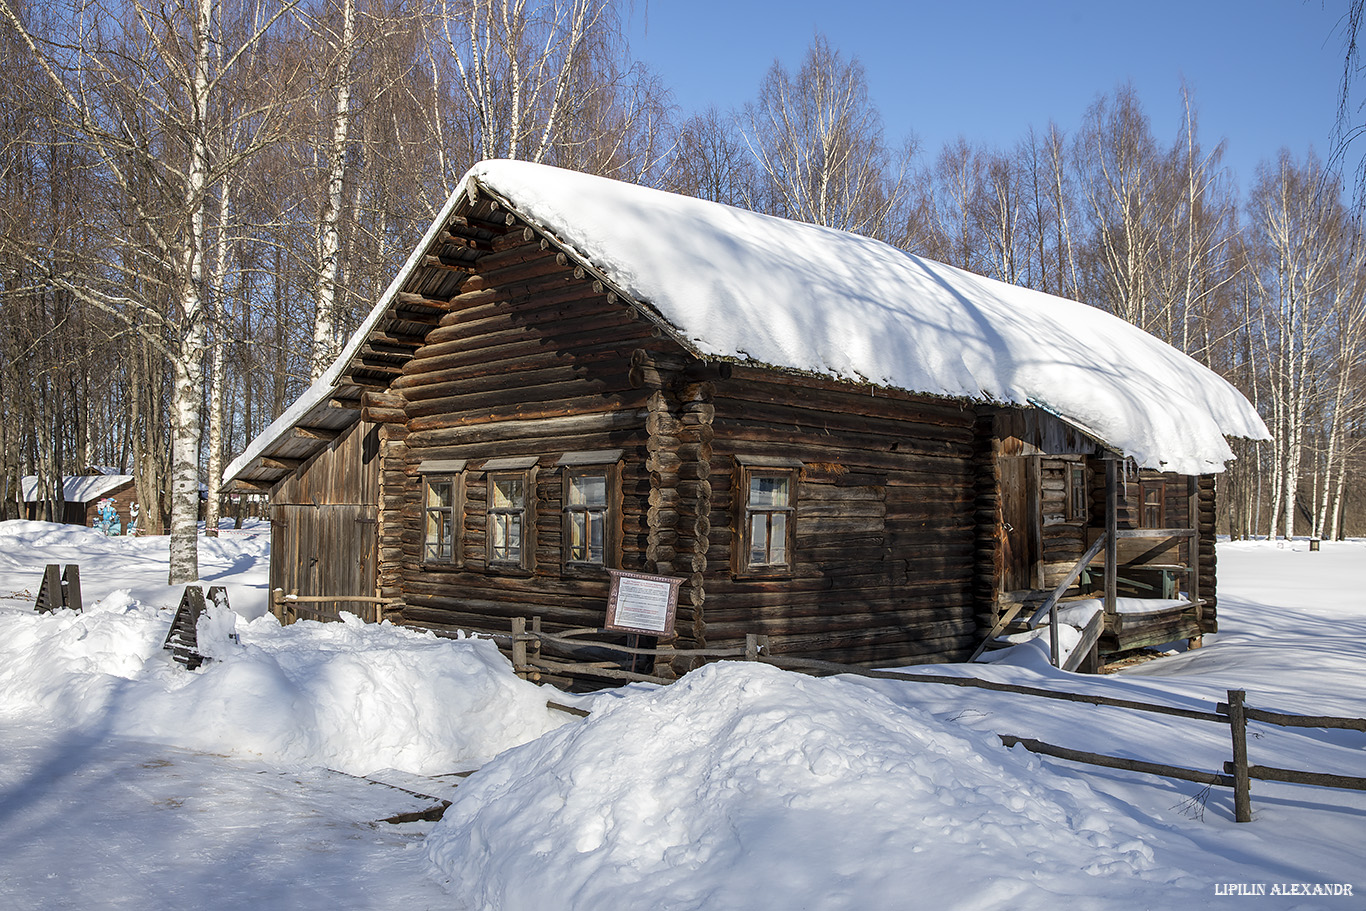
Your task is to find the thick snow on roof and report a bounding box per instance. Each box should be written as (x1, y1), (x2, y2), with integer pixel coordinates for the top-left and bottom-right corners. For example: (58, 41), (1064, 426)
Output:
(470, 160), (1268, 474)
(21, 474), (134, 504)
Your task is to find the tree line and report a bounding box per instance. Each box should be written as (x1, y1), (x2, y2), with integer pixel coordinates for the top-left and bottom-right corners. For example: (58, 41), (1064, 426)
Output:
(0, 0), (1360, 583)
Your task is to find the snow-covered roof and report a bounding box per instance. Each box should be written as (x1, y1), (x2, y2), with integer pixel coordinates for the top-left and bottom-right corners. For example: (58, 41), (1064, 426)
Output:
(21, 474), (135, 504)
(228, 159), (1268, 483)
(468, 160), (1268, 474)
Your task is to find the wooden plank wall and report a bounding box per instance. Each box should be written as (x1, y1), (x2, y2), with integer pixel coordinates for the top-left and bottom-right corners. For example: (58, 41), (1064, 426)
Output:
(1041, 456), (1086, 590)
(269, 420), (381, 602)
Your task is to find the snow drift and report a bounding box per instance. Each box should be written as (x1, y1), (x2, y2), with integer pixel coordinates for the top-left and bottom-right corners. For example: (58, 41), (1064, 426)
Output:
(426, 662), (1179, 911)
(0, 593), (566, 775)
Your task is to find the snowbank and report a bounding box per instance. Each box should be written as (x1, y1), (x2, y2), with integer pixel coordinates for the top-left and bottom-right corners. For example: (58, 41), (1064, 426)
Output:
(0, 594), (566, 775)
(427, 662), (1175, 911)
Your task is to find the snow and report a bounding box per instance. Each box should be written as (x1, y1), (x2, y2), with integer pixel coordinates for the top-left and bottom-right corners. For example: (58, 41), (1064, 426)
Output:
(229, 160), (1268, 485)
(0, 523), (1362, 908)
(19, 474), (135, 504)
(427, 661), (1162, 910)
(468, 160), (1269, 474)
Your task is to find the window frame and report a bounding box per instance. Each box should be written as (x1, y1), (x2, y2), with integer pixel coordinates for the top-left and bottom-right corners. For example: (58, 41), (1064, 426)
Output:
(734, 458), (801, 579)
(485, 468), (534, 572)
(1138, 478), (1166, 529)
(560, 462), (621, 574)
(419, 459), (466, 569)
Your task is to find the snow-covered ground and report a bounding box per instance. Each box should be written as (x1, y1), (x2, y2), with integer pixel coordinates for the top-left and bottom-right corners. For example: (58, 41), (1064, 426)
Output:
(0, 521), (1361, 909)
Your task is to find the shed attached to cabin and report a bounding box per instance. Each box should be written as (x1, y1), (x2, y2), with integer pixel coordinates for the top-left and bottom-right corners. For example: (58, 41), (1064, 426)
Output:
(225, 161), (1268, 677)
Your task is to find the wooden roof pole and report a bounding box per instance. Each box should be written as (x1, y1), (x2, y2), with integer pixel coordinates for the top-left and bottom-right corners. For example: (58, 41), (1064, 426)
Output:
(1104, 455), (1119, 621)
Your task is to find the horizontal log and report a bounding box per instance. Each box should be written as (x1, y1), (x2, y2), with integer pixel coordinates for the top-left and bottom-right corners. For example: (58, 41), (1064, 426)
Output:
(717, 433), (976, 478)
(1232, 763), (1366, 791)
(413, 311), (642, 369)
(400, 322), (656, 382)
(723, 365), (977, 422)
(457, 252), (572, 292)
(715, 389), (976, 443)
(407, 409), (645, 448)
(703, 613), (975, 644)
(405, 379), (638, 428)
(361, 406), (406, 425)
(1008, 737), (1233, 787)
(400, 350), (632, 404)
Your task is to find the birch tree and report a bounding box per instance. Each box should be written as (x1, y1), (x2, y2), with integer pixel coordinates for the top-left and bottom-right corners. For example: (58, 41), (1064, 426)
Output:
(1073, 84), (1168, 332)
(741, 34), (912, 239)
(1246, 152), (1348, 539)
(0, 0), (300, 582)
(307, 0), (357, 379)
(429, 0), (657, 177)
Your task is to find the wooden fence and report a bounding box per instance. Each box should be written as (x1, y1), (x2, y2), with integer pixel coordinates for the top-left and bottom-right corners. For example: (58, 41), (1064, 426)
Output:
(270, 588), (391, 624)
(466, 617), (1366, 823)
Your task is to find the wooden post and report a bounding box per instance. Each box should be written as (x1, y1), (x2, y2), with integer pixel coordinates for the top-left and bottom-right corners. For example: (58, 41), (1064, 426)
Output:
(270, 588), (285, 623)
(1049, 598), (1060, 669)
(511, 617), (528, 679)
(35, 564), (62, 613)
(1228, 689), (1253, 823)
(745, 634), (769, 660)
(1104, 456), (1118, 621)
(62, 565), (83, 613)
(530, 616), (543, 682)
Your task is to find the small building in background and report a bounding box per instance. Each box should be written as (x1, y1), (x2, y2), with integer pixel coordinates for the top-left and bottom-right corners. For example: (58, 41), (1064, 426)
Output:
(22, 469), (138, 530)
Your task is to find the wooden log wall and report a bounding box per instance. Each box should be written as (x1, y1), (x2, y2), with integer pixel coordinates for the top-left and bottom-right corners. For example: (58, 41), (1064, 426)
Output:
(382, 222), (666, 637)
(703, 367), (980, 667)
(971, 414), (1002, 637)
(1198, 473), (1218, 630)
(639, 360), (714, 665)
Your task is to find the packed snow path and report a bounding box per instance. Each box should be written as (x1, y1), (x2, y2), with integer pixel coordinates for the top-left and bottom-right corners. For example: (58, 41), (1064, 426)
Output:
(0, 725), (450, 909)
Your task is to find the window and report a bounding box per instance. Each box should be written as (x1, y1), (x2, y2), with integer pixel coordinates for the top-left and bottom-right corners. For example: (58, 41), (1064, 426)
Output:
(419, 459), (465, 566)
(736, 459), (800, 576)
(558, 451), (622, 572)
(1139, 479), (1165, 529)
(565, 470), (609, 565)
(423, 477), (457, 563)
(1066, 464), (1088, 522)
(487, 472), (529, 567)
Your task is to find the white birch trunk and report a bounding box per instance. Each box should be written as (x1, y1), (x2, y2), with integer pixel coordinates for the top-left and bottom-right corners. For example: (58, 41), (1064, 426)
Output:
(205, 188), (231, 538)
(167, 0), (215, 585)
(310, 0), (355, 381)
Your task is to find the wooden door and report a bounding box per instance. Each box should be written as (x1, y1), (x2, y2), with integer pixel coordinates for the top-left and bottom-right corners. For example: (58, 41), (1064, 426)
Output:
(270, 504), (377, 620)
(999, 456), (1042, 592)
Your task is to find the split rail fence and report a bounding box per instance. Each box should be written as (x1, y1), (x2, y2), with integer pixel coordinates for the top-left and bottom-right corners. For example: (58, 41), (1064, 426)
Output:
(466, 617), (1366, 824)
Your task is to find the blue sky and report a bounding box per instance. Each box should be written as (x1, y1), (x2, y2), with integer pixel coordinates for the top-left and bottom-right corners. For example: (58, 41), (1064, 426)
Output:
(627, 1), (1353, 195)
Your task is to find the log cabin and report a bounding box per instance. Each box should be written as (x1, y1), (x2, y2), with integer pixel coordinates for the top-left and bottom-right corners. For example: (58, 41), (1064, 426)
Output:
(22, 471), (138, 530)
(224, 160), (1269, 678)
